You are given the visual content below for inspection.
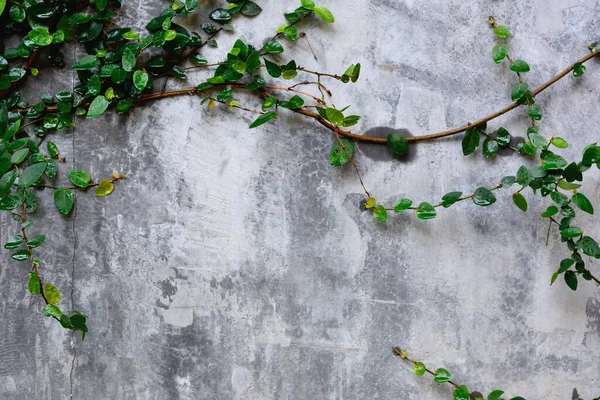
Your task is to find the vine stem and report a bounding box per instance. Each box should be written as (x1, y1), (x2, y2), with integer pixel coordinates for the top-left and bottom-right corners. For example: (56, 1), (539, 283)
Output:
(392, 347), (478, 400)
(123, 50), (598, 145)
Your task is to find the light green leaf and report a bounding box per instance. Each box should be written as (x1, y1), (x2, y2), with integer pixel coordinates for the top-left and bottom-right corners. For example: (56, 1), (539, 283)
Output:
(493, 25), (510, 39)
(394, 198), (413, 212)
(96, 179), (114, 197)
(133, 70), (149, 91)
(412, 362), (426, 376)
(314, 6), (334, 23)
(28, 272), (40, 295)
(122, 48), (136, 72)
(373, 205), (388, 222)
(87, 96), (110, 118)
(44, 283), (60, 304)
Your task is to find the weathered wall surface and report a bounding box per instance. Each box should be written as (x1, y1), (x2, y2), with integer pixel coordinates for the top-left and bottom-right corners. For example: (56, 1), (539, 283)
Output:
(1, 1), (600, 399)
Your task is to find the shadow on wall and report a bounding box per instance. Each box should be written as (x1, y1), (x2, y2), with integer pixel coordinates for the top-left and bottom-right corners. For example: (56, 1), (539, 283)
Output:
(360, 127), (418, 163)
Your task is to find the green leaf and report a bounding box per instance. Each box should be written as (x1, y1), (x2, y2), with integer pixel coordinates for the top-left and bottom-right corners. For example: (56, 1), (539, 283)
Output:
(0, 0), (6, 17)
(550, 137), (568, 149)
(329, 138), (355, 167)
(0, 194), (24, 210)
(482, 138), (499, 158)
(283, 25), (298, 41)
(133, 70), (149, 91)
(493, 25), (510, 38)
(19, 162), (46, 188)
(550, 191), (569, 206)
(473, 187), (497, 206)
(373, 205), (388, 222)
(541, 206), (559, 218)
(501, 176), (516, 188)
(44, 284), (60, 304)
(412, 362), (426, 376)
(487, 390), (505, 400)
(28, 272), (40, 295)
(325, 108), (345, 126)
(433, 368), (452, 383)
(29, 28), (53, 46)
(364, 198), (376, 209)
(394, 198), (413, 212)
(96, 180), (114, 197)
(249, 112), (277, 129)
(564, 270), (578, 291)
(509, 60), (530, 73)
(0, 170), (17, 196)
(527, 104), (543, 120)
(557, 258), (574, 274)
(42, 304), (62, 317)
(263, 41), (284, 54)
(442, 191), (462, 208)
(496, 127), (511, 147)
(301, 0), (315, 10)
(560, 227), (582, 239)
(262, 98), (277, 110)
(573, 62), (586, 77)
(578, 236), (600, 258)
(528, 133), (547, 149)
(87, 96), (110, 118)
(416, 202), (436, 220)
(454, 385), (470, 400)
(557, 180), (580, 190)
(11, 148), (29, 164)
(542, 153), (567, 170)
(210, 8), (231, 22)
(492, 44), (508, 63)
(278, 95), (304, 109)
(512, 192), (527, 212)
(217, 86), (233, 101)
(54, 188), (74, 215)
(582, 145), (600, 166)
(4, 234), (23, 249)
(462, 128), (480, 155)
(27, 234), (45, 248)
(511, 82), (528, 101)
(9, 5), (25, 23)
(11, 249), (30, 261)
(68, 170), (91, 188)
(386, 134), (409, 156)
(241, 1), (262, 16)
(572, 193), (594, 215)
(264, 59), (282, 78)
(516, 166), (531, 187)
(72, 55), (99, 70)
(314, 6), (334, 23)
(122, 48), (136, 72)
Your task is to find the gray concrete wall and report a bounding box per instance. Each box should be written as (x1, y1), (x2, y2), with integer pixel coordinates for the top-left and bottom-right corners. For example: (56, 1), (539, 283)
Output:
(1, 0), (600, 399)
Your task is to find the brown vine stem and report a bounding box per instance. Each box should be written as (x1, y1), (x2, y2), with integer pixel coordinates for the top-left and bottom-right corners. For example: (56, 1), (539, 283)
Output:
(296, 50), (598, 144)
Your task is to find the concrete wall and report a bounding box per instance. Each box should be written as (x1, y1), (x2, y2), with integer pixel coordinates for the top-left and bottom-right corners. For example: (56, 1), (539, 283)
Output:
(1, 0), (599, 399)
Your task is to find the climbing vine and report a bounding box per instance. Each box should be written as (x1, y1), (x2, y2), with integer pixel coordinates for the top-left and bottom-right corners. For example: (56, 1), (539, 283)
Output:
(0, 0), (599, 397)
